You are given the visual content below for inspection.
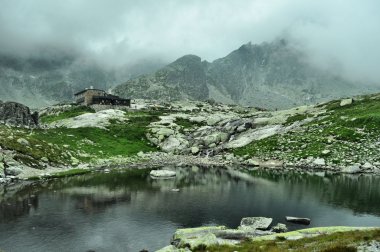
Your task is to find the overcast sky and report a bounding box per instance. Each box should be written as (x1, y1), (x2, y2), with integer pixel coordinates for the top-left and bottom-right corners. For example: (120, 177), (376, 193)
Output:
(0, 0), (379, 83)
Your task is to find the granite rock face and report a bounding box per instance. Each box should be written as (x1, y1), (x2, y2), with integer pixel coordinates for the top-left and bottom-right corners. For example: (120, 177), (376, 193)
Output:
(0, 101), (38, 127)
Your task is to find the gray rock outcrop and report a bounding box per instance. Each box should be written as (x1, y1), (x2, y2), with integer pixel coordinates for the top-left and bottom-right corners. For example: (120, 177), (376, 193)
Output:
(271, 223), (288, 233)
(0, 101), (38, 127)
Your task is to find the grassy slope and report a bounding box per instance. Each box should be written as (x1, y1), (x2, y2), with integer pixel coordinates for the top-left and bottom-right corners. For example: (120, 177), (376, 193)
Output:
(0, 109), (162, 168)
(40, 106), (96, 123)
(234, 94), (380, 165)
(198, 229), (380, 252)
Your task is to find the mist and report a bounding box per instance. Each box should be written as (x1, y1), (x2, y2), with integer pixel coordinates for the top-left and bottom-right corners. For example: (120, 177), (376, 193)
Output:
(0, 0), (379, 83)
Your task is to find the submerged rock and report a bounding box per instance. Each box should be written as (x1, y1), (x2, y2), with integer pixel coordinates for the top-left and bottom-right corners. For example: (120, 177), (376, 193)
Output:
(285, 216), (311, 225)
(150, 169), (176, 179)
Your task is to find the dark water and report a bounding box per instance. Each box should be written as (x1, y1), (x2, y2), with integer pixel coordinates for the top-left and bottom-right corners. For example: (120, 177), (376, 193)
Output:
(1, 167), (380, 252)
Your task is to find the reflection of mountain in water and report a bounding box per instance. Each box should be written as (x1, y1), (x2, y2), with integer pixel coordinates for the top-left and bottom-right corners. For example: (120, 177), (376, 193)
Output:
(1, 167), (380, 226)
(248, 170), (380, 216)
(2, 167), (380, 252)
(0, 195), (38, 223)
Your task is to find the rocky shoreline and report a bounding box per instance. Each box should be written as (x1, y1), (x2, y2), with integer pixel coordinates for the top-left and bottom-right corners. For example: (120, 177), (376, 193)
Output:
(2, 150), (380, 186)
(156, 223), (379, 252)
(3, 95), (380, 185)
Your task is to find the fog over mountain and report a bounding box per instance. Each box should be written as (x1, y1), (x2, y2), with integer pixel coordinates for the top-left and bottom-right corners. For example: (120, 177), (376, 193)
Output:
(0, 0), (380, 107)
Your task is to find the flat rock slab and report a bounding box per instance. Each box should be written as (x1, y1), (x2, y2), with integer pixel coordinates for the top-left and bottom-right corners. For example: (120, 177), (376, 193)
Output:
(215, 229), (274, 240)
(239, 217), (273, 230)
(252, 226), (377, 242)
(172, 226), (226, 248)
(286, 216), (311, 225)
(150, 170), (176, 179)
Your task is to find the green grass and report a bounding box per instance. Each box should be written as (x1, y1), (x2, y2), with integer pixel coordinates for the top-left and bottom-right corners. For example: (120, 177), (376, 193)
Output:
(33, 113), (159, 160)
(175, 118), (206, 129)
(233, 94), (380, 165)
(197, 229), (380, 252)
(0, 125), (73, 166)
(0, 110), (161, 167)
(40, 106), (96, 124)
(285, 113), (313, 125)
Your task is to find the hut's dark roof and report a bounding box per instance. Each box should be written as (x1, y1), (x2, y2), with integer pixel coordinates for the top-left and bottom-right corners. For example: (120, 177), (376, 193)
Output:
(74, 89), (105, 96)
(92, 95), (130, 101)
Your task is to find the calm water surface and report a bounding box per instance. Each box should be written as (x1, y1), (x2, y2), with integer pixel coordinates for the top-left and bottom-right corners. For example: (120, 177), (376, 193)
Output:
(1, 166), (380, 252)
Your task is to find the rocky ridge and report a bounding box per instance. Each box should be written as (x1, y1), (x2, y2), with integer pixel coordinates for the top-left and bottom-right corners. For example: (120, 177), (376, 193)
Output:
(157, 225), (378, 251)
(2, 92), (380, 184)
(114, 40), (378, 109)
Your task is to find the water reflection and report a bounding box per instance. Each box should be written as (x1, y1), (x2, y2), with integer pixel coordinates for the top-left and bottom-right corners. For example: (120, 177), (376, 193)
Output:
(0, 194), (38, 222)
(0, 167), (380, 252)
(248, 170), (380, 216)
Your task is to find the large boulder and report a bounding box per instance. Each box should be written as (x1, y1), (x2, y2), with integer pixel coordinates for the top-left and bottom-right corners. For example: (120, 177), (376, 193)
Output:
(340, 98), (353, 107)
(238, 217), (273, 231)
(0, 101), (38, 127)
(161, 135), (188, 153)
(5, 166), (23, 176)
(313, 158), (326, 166)
(341, 164), (361, 174)
(225, 125), (282, 149)
(171, 226), (225, 249)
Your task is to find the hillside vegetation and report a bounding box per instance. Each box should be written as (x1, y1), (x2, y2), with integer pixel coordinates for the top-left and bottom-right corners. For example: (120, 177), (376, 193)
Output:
(234, 94), (380, 167)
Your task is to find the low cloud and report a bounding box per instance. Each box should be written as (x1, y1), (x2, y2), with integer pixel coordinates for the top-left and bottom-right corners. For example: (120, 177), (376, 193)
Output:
(0, 0), (379, 83)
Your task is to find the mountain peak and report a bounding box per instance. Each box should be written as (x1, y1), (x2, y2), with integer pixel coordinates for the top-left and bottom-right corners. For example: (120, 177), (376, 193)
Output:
(170, 54), (202, 66)
(114, 40), (375, 109)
